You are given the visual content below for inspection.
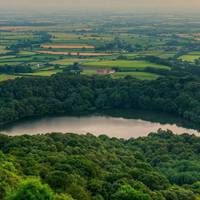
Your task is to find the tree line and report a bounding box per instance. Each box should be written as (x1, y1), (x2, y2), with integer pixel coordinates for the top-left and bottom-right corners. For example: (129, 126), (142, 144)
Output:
(0, 74), (200, 126)
(0, 130), (200, 200)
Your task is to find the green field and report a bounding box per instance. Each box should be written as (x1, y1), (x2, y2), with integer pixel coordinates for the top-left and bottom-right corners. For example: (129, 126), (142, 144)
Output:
(83, 60), (170, 70)
(124, 51), (175, 59)
(179, 52), (200, 62)
(0, 74), (20, 82)
(0, 62), (21, 66)
(112, 71), (160, 80)
(49, 33), (113, 46)
(18, 51), (37, 56)
(180, 55), (200, 62)
(23, 69), (62, 76)
(50, 58), (97, 66)
(0, 45), (9, 54)
(82, 70), (159, 80)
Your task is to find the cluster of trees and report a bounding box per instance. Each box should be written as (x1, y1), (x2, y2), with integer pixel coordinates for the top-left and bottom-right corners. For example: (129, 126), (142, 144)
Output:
(0, 74), (200, 126)
(139, 55), (200, 77)
(7, 32), (51, 52)
(0, 65), (33, 74)
(0, 130), (200, 200)
(96, 37), (135, 52)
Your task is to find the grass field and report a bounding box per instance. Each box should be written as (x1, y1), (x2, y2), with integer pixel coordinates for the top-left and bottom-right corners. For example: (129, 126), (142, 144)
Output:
(0, 74), (20, 82)
(0, 55), (16, 60)
(180, 55), (200, 62)
(36, 51), (112, 57)
(141, 51), (176, 59)
(82, 70), (159, 80)
(23, 69), (62, 76)
(50, 58), (97, 66)
(0, 45), (9, 54)
(18, 51), (37, 56)
(49, 33), (113, 46)
(41, 44), (95, 49)
(81, 69), (97, 75)
(179, 52), (200, 62)
(0, 62), (21, 66)
(112, 72), (160, 80)
(83, 60), (170, 70)
(124, 51), (175, 59)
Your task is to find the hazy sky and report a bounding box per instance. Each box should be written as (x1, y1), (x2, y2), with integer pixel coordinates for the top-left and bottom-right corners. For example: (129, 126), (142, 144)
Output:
(1, 0), (200, 12)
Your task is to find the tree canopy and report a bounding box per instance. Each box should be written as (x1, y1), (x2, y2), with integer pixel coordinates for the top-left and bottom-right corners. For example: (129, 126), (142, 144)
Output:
(1, 130), (200, 200)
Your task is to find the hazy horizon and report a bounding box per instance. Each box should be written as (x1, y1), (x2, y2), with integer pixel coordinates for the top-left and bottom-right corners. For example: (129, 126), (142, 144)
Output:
(1, 0), (200, 13)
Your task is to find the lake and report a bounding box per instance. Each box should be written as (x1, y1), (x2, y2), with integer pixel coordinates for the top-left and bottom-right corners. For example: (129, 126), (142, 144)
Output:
(1, 111), (200, 138)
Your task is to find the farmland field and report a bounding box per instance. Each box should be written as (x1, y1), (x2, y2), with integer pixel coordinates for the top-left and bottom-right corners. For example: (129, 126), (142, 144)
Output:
(82, 60), (170, 70)
(0, 45), (9, 54)
(50, 58), (97, 65)
(36, 51), (112, 56)
(23, 69), (62, 76)
(82, 70), (159, 80)
(112, 71), (160, 80)
(0, 74), (20, 81)
(41, 44), (95, 49)
(0, 13), (199, 82)
(179, 52), (200, 62)
(179, 55), (200, 62)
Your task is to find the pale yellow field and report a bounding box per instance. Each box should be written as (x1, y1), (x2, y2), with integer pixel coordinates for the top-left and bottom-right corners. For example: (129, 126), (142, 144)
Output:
(41, 44), (95, 49)
(36, 51), (111, 56)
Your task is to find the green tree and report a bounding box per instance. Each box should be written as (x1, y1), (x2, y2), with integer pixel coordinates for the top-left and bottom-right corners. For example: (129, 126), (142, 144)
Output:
(6, 179), (54, 200)
(0, 169), (20, 200)
(112, 184), (152, 200)
(67, 184), (91, 200)
(54, 193), (74, 200)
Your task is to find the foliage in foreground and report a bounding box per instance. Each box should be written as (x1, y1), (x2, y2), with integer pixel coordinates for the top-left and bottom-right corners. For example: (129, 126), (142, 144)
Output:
(0, 130), (200, 200)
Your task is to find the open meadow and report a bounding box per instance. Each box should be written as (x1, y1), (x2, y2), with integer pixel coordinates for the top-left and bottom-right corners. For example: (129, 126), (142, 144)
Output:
(82, 60), (170, 70)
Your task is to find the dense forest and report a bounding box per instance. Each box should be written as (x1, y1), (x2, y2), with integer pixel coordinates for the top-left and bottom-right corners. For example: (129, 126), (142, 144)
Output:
(0, 73), (200, 126)
(0, 130), (200, 200)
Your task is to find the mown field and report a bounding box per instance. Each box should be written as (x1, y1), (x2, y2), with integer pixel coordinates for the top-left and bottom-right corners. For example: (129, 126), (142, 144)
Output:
(23, 69), (62, 76)
(50, 58), (97, 66)
(0, 74), (20, 81)
(112, 71), (160, 80)
(82, 70), (159, 80)
(82, 60), (170, 70)
(179, 51), (200, 62)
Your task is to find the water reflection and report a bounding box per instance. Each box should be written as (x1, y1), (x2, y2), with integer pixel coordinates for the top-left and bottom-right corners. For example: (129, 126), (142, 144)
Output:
(1, 110), (200, 138)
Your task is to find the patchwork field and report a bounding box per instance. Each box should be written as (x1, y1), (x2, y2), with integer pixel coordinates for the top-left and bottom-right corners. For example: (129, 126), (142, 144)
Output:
(179, 52), (200, 62)
(0, 45), (9, 54)
(82, 60), (170, 70)
(50, 58), (97, 65)
(112, 71), (160, 80)
(23, 69), (62, 76)
(82, 69), (160, 80)
(41, 44), (95, 49)
(49, 33), (113, 46)
(36, 51), (112, 56)
(0, 74), (20, 81)
(0, 26), (32, 31)
(0, 15), (199, 82)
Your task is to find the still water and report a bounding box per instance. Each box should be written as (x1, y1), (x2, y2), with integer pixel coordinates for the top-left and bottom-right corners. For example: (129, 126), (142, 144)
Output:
(1, 112), (200, 138)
